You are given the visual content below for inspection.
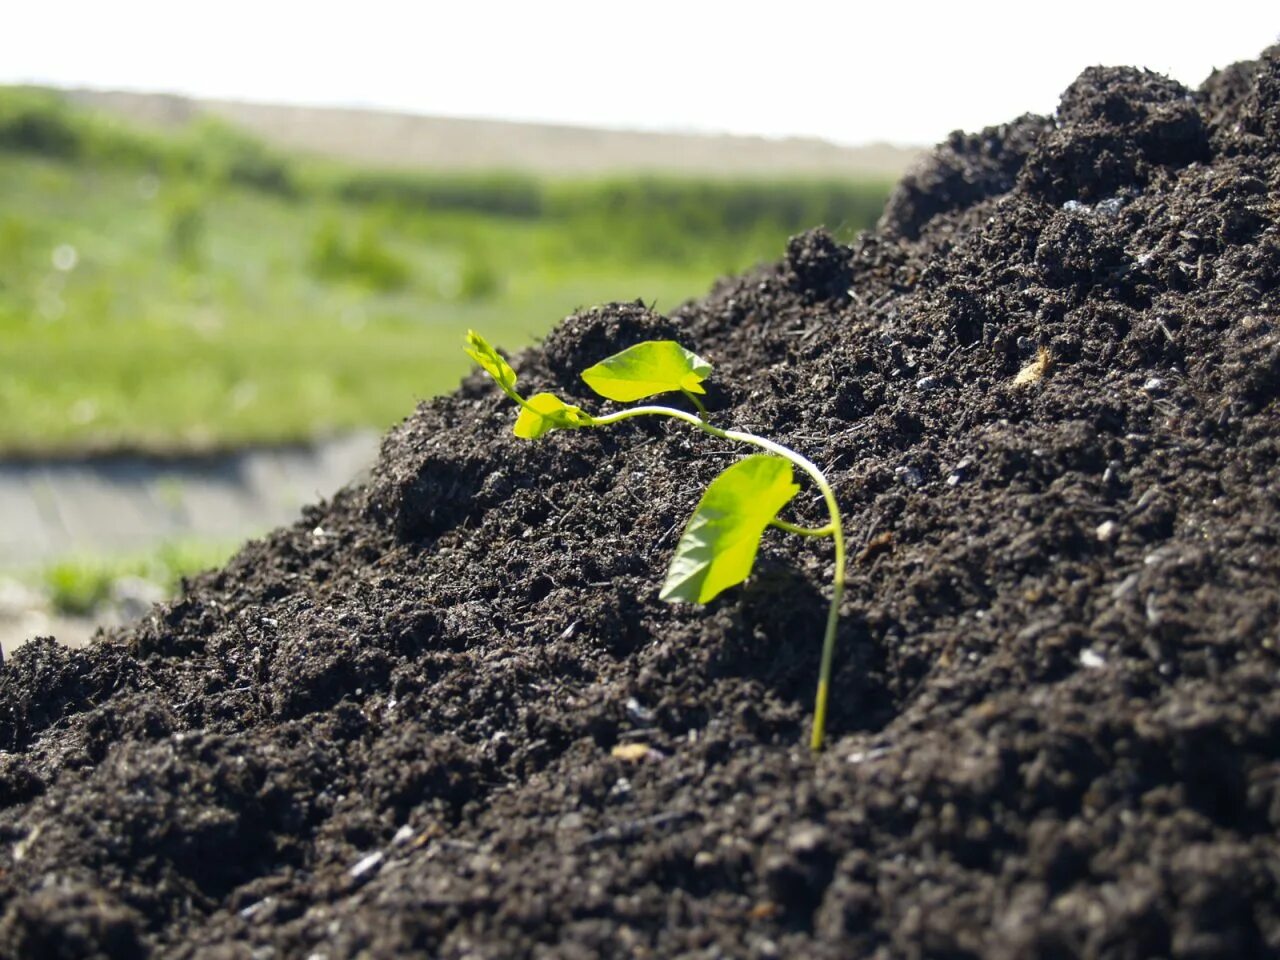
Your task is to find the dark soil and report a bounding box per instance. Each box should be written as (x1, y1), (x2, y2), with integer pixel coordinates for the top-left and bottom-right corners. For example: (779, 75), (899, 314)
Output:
(3, 49), (1280, 960)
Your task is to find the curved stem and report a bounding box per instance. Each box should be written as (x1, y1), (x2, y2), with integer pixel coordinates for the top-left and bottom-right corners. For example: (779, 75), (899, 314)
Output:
(682, 389), (710, 420)
(588, 403), (730, 439)
(588, 404), (846, 752)
(497, 382), (542, 417)
(770, 519), (835, 538)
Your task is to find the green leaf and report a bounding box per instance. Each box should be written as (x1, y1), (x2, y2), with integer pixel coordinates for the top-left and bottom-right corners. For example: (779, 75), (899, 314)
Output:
(513, 392), (593, 439)
(465, 329), (518, 395)
(660, 455), (799, 604)
(581, 340), (713, 402)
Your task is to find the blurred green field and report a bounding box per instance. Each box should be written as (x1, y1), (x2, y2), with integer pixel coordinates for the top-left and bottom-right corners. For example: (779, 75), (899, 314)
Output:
(32, 538), (238, 615)
(0, 87), (892, 455)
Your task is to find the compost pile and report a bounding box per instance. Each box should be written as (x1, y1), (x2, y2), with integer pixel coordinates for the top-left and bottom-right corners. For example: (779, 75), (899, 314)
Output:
(3, 50), (1280, 960)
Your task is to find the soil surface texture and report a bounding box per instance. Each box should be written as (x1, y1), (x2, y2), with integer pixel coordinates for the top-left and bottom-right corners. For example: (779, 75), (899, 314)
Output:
(3, 49), (1280, 960)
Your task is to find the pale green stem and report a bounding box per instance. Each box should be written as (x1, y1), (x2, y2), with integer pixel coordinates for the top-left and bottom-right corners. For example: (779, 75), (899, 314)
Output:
(497, 381), (539, 414)
(770, 519), (835, 538)
(681, 389), (711, 420)
(588, 404), (846, 752)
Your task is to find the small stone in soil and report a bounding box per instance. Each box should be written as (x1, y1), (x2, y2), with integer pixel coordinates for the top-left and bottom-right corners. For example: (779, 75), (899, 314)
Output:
(1079, 649), (1106, 669)
(348, 851), (384, 879)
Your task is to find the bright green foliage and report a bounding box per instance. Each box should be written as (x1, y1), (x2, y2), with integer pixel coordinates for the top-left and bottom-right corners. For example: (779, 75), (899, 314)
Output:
(465, 330), (519, 398)
(466, 330), (847, 752)
(581, 340), (713, 402)
(465, 332), (591, 438)
(514, 392), (592, 439)
(660, 455), (799, 604)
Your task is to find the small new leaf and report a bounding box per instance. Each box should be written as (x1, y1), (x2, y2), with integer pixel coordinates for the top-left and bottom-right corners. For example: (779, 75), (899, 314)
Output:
(465, 329), (519, 396)
(513, 392), (593, 439)
(581, 340), (713, 402)
(661, 455), (800, 604)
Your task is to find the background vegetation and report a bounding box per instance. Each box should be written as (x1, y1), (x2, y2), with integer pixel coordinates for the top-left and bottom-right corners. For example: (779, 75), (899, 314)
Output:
(36, 539), (237, 616)
(0, 86), (892, 454)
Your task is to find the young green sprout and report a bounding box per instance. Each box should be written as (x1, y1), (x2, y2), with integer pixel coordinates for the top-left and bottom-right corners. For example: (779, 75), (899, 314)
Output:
(465, 331), (846, 752)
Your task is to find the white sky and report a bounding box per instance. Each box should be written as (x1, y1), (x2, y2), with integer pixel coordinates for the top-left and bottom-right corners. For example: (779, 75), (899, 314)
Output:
(4, 1), (1278, 146)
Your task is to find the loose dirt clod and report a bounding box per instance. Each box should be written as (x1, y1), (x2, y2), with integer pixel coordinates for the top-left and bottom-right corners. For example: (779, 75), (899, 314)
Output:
(2, 47), (1280, 959)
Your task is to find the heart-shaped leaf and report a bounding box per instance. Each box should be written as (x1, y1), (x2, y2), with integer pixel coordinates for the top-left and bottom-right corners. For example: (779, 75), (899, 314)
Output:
(513, 392), (592, 439)
(581, 340), (712, 403)
(661, 455), (799, 604)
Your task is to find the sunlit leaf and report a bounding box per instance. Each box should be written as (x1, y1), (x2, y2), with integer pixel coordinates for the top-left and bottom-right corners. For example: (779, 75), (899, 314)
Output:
(513, 392), (592, 439)
(464, 329), (518, 394)
(660, 455), (799, 604)
(581, 340), (713, 402)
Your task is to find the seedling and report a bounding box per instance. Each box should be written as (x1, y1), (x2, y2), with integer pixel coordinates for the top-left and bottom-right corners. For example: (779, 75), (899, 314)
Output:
(465, 331), (846, 751)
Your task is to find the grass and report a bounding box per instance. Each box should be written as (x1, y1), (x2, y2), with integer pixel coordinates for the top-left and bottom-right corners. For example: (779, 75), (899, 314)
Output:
(0, 157), (715, 452)
(0, 87), (892, 455)
(32, 539), (239, 616)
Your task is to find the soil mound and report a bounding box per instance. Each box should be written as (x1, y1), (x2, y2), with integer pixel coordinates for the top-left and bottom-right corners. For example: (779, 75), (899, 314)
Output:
(3, 49), (1279, 959)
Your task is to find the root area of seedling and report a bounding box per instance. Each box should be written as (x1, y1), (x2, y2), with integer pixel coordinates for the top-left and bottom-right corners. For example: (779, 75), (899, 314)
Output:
(2, 48), (1280, 959)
